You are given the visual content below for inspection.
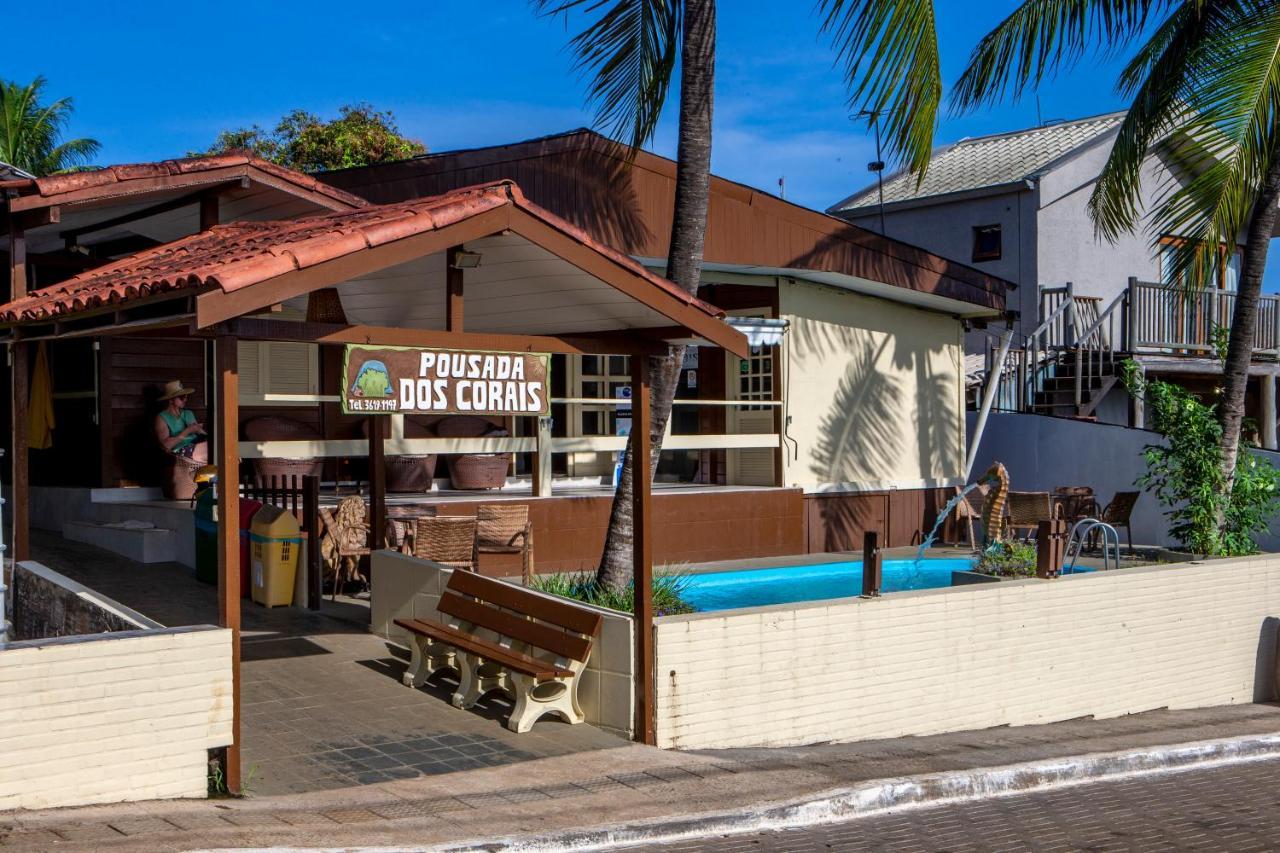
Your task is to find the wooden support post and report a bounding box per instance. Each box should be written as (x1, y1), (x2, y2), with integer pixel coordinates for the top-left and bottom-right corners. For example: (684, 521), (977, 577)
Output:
(1036, 518), (1067, 579)
(446, 247), (464, 332)
(1264, 374), (1278, 451)
(9, 216), (27, 300)
(304, 474), (321, 611)
(631, 356), (654, 746)
(214, 336), (242, 794)
(533, 415), (553, 497)
(10, 343), (28, 562)
(861, 530), (881, 597)
(199, 193), (220, 232)
(368, 415), (386, 552)
(1125, 277), (1139, 353)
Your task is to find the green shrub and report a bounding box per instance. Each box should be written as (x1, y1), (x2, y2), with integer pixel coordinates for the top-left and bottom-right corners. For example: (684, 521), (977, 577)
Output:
(1122, 360), (1280, 556)
(974, 541), (1037, 577)
(530, 568), (697, 616)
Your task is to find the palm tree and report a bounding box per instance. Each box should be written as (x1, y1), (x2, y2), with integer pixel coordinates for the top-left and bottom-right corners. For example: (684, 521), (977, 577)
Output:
(0, 76), (100, 177)
(946, 0), (1280, 519)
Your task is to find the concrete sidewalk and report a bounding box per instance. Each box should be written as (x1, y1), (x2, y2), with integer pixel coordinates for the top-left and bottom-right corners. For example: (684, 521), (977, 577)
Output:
(3, 703), (1279, 851)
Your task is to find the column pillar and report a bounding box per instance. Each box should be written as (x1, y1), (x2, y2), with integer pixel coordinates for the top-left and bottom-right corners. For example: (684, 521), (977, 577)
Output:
(10, 342), (28, 562)
(1264, 374), (1277, 450)
(215, 336), (242, 793)
(631, 355), (654, 745)
(368, 416), (386, 550)
(1131, 364), (1146, 430)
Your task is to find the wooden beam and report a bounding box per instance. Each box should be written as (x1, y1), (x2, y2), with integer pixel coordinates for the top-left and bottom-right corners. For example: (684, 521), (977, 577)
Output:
(212, 318), (668, 357)
(200, 193), (220, 232)
(631, 355), (655, 746)
(61, 182), (243, 244)
(194, 207), (513, 328)
(446, 247), (464, 332)
(11, 166), (254, 212)
(368, 416), (387, 554)
(97, 337), (115, 487)
(10, 342), (29, 561)
(215, 335), (242, 794)
(8, 216), (26, 300)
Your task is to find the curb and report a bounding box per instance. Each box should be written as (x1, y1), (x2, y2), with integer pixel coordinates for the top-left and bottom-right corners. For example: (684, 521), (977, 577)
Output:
(437, 732), (1280, 852)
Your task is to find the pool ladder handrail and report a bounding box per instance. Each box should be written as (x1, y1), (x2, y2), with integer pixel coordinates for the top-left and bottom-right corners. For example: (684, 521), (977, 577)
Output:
(1064, 517), (1120, 572)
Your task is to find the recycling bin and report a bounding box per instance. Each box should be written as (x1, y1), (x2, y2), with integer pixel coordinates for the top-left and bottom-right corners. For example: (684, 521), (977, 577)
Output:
(194, 487), (218, 585)
(250, 504), (302, 607)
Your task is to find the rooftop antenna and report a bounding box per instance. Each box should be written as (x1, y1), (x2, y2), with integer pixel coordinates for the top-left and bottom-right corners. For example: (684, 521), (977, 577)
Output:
(853, 110), (887, 235)
(778, 176), (785, 199)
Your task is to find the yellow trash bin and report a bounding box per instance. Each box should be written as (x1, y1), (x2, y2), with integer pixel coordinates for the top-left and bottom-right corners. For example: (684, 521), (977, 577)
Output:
(250, 505), (302, 607)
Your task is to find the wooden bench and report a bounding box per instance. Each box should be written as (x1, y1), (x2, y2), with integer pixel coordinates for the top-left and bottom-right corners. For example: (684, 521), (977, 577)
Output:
(394, 570), (604, 733)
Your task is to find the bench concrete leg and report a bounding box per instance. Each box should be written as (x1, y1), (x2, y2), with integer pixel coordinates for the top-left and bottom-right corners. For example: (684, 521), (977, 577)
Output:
(452, 655), (506, 709)
(402, 636), (456, 689)
(506, 673), (583, 734)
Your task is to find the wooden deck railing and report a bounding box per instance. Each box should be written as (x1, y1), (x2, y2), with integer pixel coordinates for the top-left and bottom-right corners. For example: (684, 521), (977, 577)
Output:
(1126, 278), (1280, 355)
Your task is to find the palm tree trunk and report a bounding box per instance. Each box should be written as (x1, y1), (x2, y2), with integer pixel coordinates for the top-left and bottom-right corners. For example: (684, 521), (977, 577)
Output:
(1218, 147), (1280, 495)
(596, 0), (716, 591)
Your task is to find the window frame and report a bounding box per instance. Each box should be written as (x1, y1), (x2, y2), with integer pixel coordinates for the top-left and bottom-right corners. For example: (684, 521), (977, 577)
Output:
(971, 224), (1003, 262)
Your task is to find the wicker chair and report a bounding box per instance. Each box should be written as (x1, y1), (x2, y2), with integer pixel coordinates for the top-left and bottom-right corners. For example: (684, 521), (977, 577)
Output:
(435, 416), (510, 489)
(413, 516), (478, 570)
(244, 416), (323, 484)
(1006, 491), (1059, 542)
(1053, 486), (1100, 525)
(362, 418), (437, 493)
(319, 496), (370, 600)
(474, 504), (535, 583)
(1101, 491), (1140, 552)
(953, 484), (989, 546)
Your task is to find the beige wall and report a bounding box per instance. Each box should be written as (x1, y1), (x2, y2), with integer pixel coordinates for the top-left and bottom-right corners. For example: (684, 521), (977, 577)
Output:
(0, 625), (233, 810)
(370, 550), (636, 738)
(779, 279), (966, 492)
(654, 555), (1280, 749)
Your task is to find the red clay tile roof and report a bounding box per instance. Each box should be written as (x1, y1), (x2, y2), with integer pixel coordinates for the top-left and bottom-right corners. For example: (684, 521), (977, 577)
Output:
(0, 180), (724, 326)
(0, 152), (368, 209)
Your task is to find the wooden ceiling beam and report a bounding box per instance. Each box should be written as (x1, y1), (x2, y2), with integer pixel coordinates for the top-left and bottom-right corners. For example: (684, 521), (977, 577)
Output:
(60, 178), (248, 244)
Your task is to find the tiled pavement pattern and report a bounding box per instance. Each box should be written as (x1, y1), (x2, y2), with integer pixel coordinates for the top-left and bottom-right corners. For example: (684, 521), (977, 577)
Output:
(666, 758), (1280, 852)
(29, 531), (624, 796)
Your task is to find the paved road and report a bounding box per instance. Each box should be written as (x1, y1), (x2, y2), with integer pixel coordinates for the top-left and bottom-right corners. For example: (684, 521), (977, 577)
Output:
(661, 758), (1280, 852)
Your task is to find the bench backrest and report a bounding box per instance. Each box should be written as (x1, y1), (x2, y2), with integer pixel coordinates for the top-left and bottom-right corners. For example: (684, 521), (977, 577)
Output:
(439, 570), (603, 663)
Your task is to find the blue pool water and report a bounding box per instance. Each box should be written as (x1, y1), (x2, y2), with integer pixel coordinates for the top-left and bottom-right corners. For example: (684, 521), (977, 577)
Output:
(681, 559), (1092, 612)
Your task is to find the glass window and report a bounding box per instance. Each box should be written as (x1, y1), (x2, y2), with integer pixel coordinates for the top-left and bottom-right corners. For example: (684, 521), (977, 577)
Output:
(972, 224), (1002, 262)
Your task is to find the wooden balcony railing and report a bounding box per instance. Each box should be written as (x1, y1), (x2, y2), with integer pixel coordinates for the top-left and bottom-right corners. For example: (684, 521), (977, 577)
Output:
(1126, 278), (1280, 356)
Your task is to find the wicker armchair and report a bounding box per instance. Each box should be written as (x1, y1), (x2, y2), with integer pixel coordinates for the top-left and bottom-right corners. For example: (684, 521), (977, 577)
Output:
(1101, 491), (1140, 551)
(413, 516), (478, 570)
(1006, 491), (1059, 542)
(435, 416), (510, 489)
(953, 484), (989, 546)
(1053, 486), (1100, 524)
(474, 504), (535, 582)
(319, 496), (369, 600)
(244, 416), (323, 484)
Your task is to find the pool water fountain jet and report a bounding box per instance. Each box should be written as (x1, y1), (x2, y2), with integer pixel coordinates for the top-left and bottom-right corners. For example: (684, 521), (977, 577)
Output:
(915, 462), (1010, 563)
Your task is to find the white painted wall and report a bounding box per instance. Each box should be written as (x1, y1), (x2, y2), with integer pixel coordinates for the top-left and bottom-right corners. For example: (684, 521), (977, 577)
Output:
(369, 550), (636, 738)
(654, 554), (1280, 749)
(0, 625), (233, 810)
(779, 279), (967, 492)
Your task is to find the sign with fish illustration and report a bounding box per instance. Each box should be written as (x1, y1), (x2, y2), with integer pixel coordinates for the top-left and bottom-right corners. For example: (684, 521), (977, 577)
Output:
(341, 345), (551, 416)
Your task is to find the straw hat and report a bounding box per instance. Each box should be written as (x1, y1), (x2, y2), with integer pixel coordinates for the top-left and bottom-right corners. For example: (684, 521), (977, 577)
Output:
(158, 379), (195, 401)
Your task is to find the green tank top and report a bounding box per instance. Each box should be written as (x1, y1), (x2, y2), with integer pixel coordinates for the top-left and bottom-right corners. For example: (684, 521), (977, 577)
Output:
(160, 408), (197, 450)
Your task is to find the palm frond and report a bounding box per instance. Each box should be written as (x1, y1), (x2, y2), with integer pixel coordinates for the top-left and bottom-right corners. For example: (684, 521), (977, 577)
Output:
(0, 76), (98, 176)
(533, 0), (681, 151)
(1141, 1), (1280, 291)
(952, 0), (1163, 112)
(817, 0), (941, 179)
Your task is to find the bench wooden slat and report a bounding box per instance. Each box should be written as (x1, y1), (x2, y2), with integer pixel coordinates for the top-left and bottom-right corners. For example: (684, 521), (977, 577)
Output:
(393, 618), (573, 679)
(437, 591), (593, 663)
(447, 570), (604, 637)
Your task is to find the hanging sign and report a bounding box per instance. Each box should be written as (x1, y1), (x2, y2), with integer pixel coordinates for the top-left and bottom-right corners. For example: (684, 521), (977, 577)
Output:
(342, 345), (550, 416)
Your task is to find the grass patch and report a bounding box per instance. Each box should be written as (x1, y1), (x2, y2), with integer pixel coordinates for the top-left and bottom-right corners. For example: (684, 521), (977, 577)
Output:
(530, 568), (697, 615)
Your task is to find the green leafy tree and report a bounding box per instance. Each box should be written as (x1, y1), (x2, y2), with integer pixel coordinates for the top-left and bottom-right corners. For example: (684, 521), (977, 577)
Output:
(197, 104), (426, 172)
(1122, 360), (1280, 555)
(0, 76), (100, 176)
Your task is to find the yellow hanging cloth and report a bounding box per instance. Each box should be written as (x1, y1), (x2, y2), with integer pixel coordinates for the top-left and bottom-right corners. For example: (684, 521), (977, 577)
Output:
(28, 341), (55, 450)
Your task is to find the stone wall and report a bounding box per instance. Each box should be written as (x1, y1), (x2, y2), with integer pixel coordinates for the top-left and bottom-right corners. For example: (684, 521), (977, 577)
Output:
(11, 561), (161, 641)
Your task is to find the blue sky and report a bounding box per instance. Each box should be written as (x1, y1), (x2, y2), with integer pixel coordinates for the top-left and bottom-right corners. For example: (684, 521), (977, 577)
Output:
(10, 0), (1274, 287)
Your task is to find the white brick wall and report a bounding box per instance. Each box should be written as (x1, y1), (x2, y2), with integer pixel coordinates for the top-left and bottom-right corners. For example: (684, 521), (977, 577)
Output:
(0, 625), (233, 810)
(654, 556), (1280, 749)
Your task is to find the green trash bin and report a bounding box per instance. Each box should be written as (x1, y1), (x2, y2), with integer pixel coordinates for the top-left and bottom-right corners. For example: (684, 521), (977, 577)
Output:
(194, 486), (218, 585)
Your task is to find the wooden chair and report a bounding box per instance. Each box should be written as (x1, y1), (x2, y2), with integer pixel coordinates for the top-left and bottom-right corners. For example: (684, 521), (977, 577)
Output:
(319, 496), (370, 600)
(1006, 491), (1059, 542)
(1101, 491), (1140, 552)
(1053, 486), (1100, 525)
(395, 569), (603, 732)
(475, 504), (535, 583)
(413, 516), (478, 570)
(953, 484), (989, 546)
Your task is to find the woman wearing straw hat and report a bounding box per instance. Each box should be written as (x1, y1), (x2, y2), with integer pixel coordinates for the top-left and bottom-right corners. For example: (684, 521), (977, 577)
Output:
(154, 380), (208, 464)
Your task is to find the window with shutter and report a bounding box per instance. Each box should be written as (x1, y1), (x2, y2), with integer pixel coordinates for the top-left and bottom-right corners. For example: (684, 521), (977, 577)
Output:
(238, 341), (318, 405)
